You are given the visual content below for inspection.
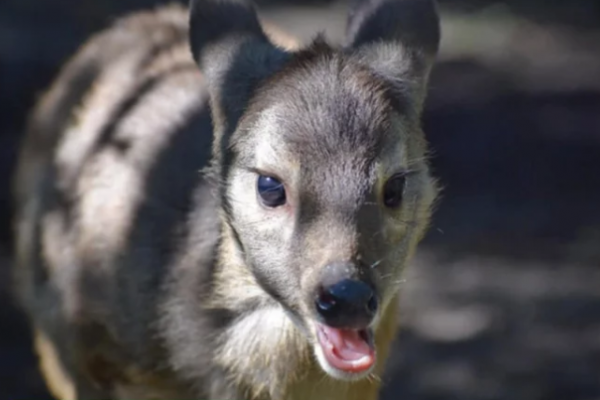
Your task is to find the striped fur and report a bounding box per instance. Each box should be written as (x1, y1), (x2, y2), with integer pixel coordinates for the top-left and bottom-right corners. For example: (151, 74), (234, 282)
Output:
(12, 1), (440, 399)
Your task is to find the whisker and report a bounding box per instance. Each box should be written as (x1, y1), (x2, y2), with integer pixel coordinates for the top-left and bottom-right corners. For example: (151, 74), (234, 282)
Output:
(368, 372), (382, 383)
(406, 155), (432, 167)
(378, 272), (395, 280)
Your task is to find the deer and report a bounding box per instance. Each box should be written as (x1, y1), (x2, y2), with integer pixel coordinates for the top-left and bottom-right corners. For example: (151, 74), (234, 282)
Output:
(11, 0), (441, 399)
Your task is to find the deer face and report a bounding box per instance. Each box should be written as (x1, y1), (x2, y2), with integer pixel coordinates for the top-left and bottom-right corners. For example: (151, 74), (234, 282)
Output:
(190, 0), (440, 380)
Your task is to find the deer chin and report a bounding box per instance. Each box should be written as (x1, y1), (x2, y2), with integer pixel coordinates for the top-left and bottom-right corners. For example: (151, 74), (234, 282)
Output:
(312, 322), (376, 381)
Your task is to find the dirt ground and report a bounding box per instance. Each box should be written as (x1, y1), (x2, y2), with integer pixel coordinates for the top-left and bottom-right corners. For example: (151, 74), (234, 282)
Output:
(1, 2), (600, 399)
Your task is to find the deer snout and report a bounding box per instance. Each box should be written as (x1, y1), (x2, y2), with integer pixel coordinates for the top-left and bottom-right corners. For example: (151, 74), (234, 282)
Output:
(314, 261), (378, 329)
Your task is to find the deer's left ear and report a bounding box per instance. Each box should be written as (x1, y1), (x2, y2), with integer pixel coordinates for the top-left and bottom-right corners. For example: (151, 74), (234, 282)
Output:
(345, 0), (441, 114)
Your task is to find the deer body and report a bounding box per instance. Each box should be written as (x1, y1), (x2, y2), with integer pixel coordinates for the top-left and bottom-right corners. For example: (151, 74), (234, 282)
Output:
(12, 1), (441, 399)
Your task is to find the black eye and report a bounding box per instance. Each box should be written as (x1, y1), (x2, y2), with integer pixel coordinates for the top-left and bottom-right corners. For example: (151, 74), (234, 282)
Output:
(383, 174), (406, 208)
(257, 175), (286, 208)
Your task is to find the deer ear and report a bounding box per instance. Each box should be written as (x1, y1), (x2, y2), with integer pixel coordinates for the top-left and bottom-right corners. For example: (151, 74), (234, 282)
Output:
(188, 0), (290, 162)
(345, 0), (441, 113)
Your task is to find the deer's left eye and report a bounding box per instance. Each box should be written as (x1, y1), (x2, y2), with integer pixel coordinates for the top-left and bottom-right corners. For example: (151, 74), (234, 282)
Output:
(257, 175), (286, 208)
(383, 174), (406, 208)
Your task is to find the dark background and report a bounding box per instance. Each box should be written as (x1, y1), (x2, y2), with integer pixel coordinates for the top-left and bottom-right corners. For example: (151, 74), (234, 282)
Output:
(1, 1), (599, 399)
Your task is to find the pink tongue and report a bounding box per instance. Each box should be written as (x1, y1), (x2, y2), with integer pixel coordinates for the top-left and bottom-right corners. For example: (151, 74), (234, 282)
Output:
(317, 325), (375, 373)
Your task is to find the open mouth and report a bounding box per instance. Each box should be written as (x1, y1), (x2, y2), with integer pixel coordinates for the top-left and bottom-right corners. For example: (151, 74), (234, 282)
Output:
(315, 323), (376, 375)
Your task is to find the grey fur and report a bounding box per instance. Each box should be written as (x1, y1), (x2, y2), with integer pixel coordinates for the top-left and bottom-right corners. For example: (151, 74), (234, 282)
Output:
(12, 1), (441, 399)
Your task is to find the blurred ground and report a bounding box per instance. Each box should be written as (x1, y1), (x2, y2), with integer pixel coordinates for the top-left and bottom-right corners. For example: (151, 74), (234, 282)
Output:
(1, 1), (600, 399)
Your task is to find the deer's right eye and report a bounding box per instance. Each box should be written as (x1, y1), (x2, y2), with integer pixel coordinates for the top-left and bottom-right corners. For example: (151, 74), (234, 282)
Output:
(257, 175), (286, 208)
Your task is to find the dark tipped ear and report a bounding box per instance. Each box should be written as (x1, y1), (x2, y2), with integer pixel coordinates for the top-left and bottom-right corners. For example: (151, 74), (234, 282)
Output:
(188, 0), (290, 163)
(345, 0), (441, 112)
(346, 0), (440, 60)
(190, 0), (265, 64)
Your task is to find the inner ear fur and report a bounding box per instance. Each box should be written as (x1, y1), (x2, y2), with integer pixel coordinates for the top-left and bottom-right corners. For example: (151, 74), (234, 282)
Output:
(188, 0), (291, 167)
(344, 0), (441, 113)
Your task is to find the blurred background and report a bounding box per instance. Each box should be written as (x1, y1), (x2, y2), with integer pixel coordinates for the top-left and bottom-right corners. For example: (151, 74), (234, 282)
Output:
(1, 0), (599, 399)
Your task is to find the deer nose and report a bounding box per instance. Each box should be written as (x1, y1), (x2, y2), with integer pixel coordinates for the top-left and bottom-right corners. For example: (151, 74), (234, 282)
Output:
(315, 278), (378, 329)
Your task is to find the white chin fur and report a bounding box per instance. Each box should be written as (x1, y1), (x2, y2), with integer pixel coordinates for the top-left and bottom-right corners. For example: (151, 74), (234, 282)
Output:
(312, 342), (376, 381)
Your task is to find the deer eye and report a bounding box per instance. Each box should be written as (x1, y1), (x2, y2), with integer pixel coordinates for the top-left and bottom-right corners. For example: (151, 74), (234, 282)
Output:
(383, 174), (406, 208)
(257, 175), (286, 208)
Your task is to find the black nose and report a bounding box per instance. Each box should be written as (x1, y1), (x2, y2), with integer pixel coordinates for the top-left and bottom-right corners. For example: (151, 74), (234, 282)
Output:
(315, 278), (378, 329)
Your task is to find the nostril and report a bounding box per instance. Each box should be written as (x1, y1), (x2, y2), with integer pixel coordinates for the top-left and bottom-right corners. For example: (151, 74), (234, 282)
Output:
(316, 291), (339, 315)
(315, 279), (377, 328)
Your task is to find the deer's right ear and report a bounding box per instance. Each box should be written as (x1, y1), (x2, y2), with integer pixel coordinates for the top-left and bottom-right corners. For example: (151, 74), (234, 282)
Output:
(189, 0), (290, 154)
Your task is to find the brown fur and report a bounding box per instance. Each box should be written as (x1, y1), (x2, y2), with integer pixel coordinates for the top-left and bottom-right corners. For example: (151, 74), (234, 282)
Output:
(34, 328), (75, 400)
